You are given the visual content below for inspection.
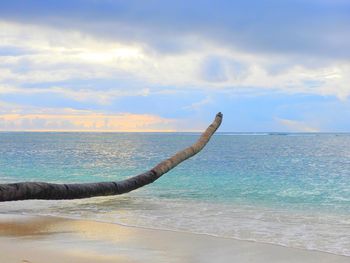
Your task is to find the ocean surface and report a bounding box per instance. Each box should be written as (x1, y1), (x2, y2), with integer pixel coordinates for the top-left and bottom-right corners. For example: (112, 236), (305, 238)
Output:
(0, 132), (349, 256)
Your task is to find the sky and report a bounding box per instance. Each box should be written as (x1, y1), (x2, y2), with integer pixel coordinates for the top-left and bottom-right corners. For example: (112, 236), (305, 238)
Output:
(0, 0), (350, 132)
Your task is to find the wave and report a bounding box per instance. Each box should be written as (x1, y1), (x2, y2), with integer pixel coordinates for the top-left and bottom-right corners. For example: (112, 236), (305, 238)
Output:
(1, 197), (349, 257)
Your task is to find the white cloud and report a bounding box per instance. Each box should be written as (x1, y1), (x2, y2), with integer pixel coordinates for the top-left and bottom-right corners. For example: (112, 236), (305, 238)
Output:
(0, 85), (151, 105)
(1, 20), (350, 105)
(183, 97), (213, 111)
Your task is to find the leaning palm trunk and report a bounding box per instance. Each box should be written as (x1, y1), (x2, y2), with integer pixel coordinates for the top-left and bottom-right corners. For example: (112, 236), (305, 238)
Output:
(0, 112), (222, 201)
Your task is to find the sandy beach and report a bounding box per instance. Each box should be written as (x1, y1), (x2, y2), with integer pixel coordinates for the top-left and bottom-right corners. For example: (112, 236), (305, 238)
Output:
(0, 214), (348, 263)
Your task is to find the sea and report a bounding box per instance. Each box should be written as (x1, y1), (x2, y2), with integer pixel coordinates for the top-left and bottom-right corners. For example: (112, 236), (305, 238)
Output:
(0, 132), (349, 256)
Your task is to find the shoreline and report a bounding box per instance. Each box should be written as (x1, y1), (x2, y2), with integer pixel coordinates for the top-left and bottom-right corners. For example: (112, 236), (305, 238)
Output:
(0, 214), (348, 263)
(12, 212), (350, 258)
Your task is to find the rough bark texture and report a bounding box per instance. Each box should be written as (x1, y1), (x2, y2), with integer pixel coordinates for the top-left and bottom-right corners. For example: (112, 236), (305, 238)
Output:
(0, 112), (223, 201)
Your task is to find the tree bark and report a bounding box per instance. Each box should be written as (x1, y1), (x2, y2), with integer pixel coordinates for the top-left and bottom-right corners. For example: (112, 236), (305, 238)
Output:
(0, 112), (223, 201)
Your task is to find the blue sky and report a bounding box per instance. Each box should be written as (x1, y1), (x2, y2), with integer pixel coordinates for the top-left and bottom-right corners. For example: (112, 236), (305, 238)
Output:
(0, 0), (349, 131)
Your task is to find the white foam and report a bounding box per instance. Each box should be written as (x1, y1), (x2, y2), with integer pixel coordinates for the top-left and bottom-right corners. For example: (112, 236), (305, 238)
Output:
(1, 196), (349, 256)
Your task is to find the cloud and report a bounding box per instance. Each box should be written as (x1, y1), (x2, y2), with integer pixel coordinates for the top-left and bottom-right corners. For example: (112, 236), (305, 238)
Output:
(1, 0), (350, 59)
(183, 97), (213, 111)
(200, 56), (228, 82)
(277, 118), (319, 132)
(1, 19), (350, 101)
(0, 1), (349, 132)
(0, 108), (176, 132)
(1, 85), (151, 105)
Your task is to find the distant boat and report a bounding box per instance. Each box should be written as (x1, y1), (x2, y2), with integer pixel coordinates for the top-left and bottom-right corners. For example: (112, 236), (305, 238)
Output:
(267, 132), (289, 136)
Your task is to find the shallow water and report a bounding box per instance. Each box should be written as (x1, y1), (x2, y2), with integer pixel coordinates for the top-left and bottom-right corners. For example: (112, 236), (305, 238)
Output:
(0, 132), (349, 255)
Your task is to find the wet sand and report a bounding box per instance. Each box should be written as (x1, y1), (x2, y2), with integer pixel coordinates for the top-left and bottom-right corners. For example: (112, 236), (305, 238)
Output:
(0, 214), (348, 263)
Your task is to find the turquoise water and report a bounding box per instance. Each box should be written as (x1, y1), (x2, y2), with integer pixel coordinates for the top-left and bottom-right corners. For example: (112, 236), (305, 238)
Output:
(0, 132), (349, 255)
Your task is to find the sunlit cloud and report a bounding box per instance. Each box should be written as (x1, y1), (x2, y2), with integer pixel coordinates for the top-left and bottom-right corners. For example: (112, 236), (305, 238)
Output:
(277, 118), (319, 132)
(0, 109), (176, 132)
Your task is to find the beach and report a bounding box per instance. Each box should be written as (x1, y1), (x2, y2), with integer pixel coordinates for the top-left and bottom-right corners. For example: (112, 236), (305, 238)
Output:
(0, 214), (348, 263)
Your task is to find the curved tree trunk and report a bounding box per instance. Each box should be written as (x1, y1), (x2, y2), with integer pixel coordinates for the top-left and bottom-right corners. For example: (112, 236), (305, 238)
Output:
(0, 112), (223, 201)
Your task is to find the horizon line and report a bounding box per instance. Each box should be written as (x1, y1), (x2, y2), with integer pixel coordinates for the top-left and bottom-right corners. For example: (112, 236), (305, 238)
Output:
(0, 131), (349, 134)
